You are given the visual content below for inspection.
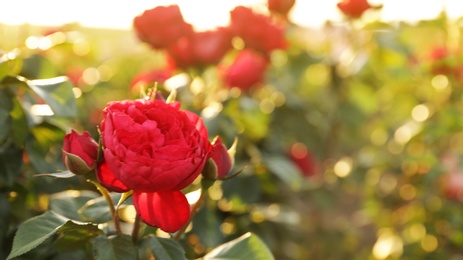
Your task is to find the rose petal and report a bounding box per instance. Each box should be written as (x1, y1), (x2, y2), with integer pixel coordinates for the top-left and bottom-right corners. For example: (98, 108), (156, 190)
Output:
(132, 190), (190, 232)
(96, 160), (130, 193)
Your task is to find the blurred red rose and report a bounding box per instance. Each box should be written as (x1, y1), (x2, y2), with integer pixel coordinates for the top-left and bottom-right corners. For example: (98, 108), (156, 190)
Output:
(66, 66), (85, 87)
(440, 152), (463, 201)
(167, 27), (232, 69)
(221, 49), (268, 91)
(288, 143), (319, 177)
(97, 99), (212, 232)
(133, 5), (193, 49)
(337, 0), (373, 18)
(62, 130), (99, 175)
(268, 0), (296, 17)
(130, 69), (173, 93)
(230, 6), (287, 54)
(429, 46), (454, 75)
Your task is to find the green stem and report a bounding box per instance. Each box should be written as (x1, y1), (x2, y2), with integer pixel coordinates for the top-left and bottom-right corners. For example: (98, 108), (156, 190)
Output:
(87, 179), (122, 234)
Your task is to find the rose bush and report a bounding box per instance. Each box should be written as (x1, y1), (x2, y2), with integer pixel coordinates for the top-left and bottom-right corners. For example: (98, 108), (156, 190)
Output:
(96, 98), (212, 232)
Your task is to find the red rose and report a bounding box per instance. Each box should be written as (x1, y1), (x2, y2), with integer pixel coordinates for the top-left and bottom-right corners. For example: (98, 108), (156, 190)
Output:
(97, 99), (212, 232)
(288, 143), (319, 178)
(167, 27), (232, 69)
(130, 69), (173, 93)
(429, 46), (454, 75)
(62, 130), (99, 175)
(230, 6), (287, 54)
(221, 49), (268, 90)
(133, 5), (193, 49)
(268, 0), (296, 17)
(337, 0), (373, 18)
(66, 67), (85, 87)
(210, 137), (233, 178)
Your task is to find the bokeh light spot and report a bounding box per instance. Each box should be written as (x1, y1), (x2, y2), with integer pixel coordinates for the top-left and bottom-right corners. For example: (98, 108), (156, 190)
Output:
(411, 104), (430, 122)
(431, 74), (448, 91)
(421, 234), (438, 252)
(334, 157), (352, 178)
(82, 67), (100, 85)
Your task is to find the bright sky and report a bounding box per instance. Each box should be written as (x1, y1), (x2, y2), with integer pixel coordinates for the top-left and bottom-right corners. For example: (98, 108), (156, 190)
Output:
(1, 0), (462, 30)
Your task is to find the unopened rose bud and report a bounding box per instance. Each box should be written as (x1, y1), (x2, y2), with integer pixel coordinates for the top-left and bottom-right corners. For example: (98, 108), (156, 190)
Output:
(203, 137), (237, 179)
(62, 130), (99, 175)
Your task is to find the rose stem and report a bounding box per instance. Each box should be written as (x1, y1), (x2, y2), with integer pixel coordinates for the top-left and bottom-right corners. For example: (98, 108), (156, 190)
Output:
(132, 214), (141, 244)
(87, 179), (123, 234)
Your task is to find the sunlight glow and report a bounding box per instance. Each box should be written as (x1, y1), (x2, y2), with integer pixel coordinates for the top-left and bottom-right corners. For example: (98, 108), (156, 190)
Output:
(1, 1), (463, 31)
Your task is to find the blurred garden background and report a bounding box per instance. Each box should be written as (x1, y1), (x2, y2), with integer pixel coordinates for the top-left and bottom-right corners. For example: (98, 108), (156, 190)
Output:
(3, 0), (463, 259)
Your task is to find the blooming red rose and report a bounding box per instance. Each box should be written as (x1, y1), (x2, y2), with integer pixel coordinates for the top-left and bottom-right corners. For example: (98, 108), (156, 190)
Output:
(98, 99), (212, 232)
(268, 0), (296, 17)
(337, 0), (373, 18)
(96, 160), (129, 193)
(62, 130), (99, 175)
(230, 6), (287, 54)
(221, 49), (268, 90)
(167, 27), (232, 69)
(133, 5), (193, 49)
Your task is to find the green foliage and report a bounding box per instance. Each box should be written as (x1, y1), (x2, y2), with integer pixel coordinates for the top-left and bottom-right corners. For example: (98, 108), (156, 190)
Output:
(203, 232), (274, 260)
(7, 211), (101, 259)
(93, 235), (138, 260)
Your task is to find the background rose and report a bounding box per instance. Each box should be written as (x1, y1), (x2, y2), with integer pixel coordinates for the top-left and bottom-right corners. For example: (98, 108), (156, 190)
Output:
(167, 27), (232, 69)
(336, 0), (373, 18)
(230, 6), (286, 54)
(133, 5), (193, 49)
(268, 0), (296, 17)
(220, 49), (268, 90)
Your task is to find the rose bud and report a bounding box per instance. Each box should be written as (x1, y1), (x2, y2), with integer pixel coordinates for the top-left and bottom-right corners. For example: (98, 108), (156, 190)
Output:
(203, 137), (237, 179)
(62, 130), (99, 175)
(100, 99), (212, 232)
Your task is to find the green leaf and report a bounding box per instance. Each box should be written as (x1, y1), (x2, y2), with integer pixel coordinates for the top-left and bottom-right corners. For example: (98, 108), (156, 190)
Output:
(35, 171), (76, 178)
(49, 190), (99, 221)
(79, 193), (121, 223)
(0, 50), (22, 81)
(10, 97), (28, 146)
(0, 89), (13, 144)
(7, 211), (100, 260)
(203, 233), (274, 260)
(138, 235), (186, 260)
(264, 156), (304, 191)
(93, 235), (138, 260)
(0, 143), (23, 189)
(53, 221), (103, 251)
(27, 76), (77, 117)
